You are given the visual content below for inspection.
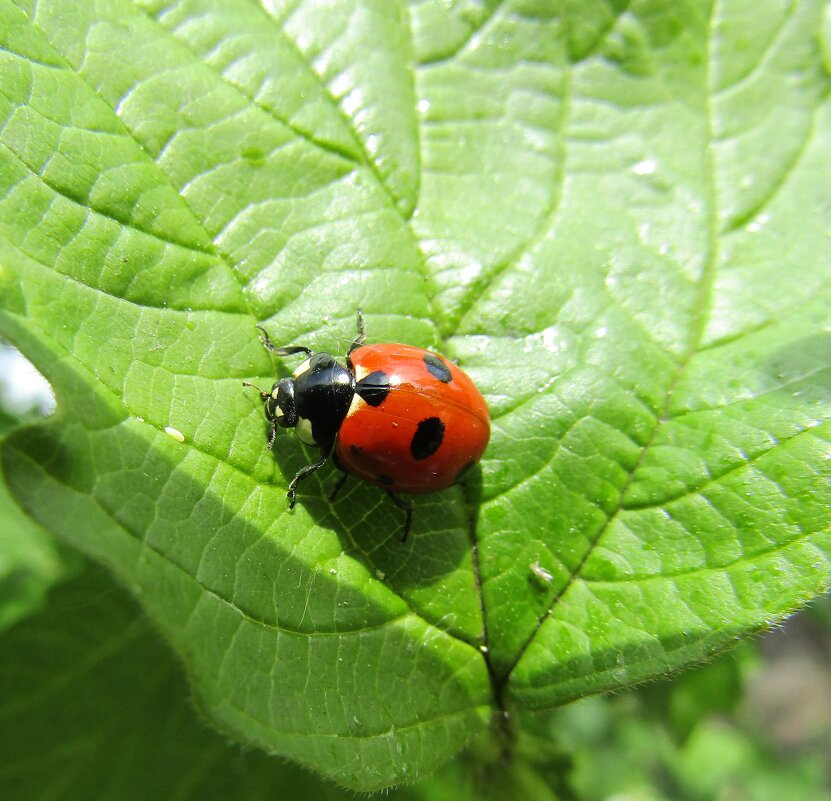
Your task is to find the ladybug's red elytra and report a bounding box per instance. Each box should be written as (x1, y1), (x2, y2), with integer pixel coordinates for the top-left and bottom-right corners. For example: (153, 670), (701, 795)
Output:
(244, 311), (490, 539)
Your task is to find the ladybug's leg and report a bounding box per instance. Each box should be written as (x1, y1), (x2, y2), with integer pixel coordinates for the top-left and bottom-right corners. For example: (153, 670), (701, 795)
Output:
(385, 491), (413, 543)
(328, 450), (350, 501)
(329, 471), (349, 502)
(256, 326), (312, 357)
(242, 382), (279, 449)
(347, 308), (366, 356)
(287, 450), (331, 509)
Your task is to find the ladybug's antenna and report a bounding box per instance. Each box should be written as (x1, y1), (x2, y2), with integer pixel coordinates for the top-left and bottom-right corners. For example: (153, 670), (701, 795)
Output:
(242, 381), (269, 400)
(348, 308), (366, 355)
(256, 326), (312, 357)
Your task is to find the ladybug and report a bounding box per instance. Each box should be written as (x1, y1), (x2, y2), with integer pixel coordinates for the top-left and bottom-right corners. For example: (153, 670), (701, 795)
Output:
(244, 311), (490, 538)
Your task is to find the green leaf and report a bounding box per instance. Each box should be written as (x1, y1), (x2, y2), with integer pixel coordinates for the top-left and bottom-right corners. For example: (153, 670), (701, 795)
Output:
(0, 562), (426, 801)
(0, 453), (66, 632)
(1, 0), (829, 790)
(0, 561), (543, 801)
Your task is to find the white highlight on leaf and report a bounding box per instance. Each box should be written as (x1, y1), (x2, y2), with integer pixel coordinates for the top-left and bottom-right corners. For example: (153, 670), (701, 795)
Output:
(523, 325), (568, 356)
(541, 326), (562, 353)
(329, 71), (351, 100)
(341, 87), (366, 118)
(248, 273), (274, 298)
(632, 158), (657, 175)
(459, 259), (484, 285)
(746, 213), (770, 233)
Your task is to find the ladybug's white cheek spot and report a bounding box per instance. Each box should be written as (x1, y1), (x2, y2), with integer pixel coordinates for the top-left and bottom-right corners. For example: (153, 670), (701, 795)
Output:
(345, 393), (365, 419)
(345, 363), (371, 418)
(296, 416), (316, 445)
(293, 358), (312, 378)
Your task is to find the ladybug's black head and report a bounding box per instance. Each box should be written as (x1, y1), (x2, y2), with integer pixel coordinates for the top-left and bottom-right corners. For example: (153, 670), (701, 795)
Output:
(266, 353), (355, 451)
(265, 378), (297, 429)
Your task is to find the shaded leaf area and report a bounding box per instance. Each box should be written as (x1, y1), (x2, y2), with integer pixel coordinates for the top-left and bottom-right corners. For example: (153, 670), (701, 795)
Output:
(2, 563), (828, 801)
(1, 369), (490, 791)
(0, 436), (67, 632)
(0, 561), (569, 801)
(0, 562), (450, 801)
(0, 0), (830, 791)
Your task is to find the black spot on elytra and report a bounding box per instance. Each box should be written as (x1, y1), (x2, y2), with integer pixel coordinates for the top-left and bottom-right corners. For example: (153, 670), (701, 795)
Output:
(376, 473), (394, 486)
(356, 370), (391, 407)
(410, 417), (445, 460)
(423, 354), (452, 383)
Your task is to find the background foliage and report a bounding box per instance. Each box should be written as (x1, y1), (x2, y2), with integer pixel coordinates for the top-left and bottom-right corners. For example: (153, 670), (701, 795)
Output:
(0, 0), (829, 794)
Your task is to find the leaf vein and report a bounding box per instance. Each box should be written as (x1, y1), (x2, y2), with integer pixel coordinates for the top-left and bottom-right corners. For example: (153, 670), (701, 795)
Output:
(500, 0), (727, 683)
(252, 0), (406, 216)
(11, 4), (258, 305)
(416, 0), (506, 67)
(0, 139), (215, 256)
(721, 92), (825, 234)
(137, 2), (369, 174)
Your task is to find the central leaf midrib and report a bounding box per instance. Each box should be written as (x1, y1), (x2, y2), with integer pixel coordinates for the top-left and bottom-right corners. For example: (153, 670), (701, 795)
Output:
(421, 10), (577, 697)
